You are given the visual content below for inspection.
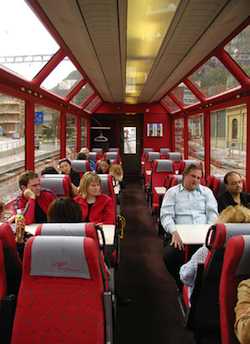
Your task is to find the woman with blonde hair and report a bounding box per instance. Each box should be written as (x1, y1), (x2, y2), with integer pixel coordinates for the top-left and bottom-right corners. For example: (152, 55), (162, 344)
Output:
(109, 164), (124, 194)
(74, 171), (115, 224)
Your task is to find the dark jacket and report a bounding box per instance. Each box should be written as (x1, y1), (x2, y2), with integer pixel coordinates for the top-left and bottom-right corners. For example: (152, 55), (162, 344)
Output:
(217, 191), (250, 213)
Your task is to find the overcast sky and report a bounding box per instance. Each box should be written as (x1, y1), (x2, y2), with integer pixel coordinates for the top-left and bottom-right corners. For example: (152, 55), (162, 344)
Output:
(0, 0), (77, 89)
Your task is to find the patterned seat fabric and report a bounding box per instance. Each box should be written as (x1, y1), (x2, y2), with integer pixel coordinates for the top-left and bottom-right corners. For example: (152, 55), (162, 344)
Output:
(11, 236), (105, 344)
(219, 235), (250, 344)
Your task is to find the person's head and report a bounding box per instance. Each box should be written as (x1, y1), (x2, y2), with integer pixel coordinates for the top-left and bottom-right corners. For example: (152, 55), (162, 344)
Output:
(41, 166), (58, 175)
(80, 147), (90, 157)
(109, 164), (123, 182)
(217, 205), (250, 224)
(47, 197), (82, 223)
(79, 172), (101, 198)
(224, 171), (243, 195)
(183, 164), (203, 191)
(18, 171), (41, 197)
(97, 160), (110, 174)
(76, 152), (87, 160)
(58, 158), (72, 175)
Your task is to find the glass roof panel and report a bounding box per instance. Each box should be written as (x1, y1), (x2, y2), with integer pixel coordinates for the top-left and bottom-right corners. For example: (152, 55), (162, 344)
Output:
(0, 0), (59, 80)
(84, 96), (102, 113)
(125, 0), (180, 103)
(71, 84), (94, 106)
(225, 25), (250, 77)
(171, 83), (200, 107)
(41, 57), (82, 98)
(161, 95), (180, 113)
(188, 56), (240, 98)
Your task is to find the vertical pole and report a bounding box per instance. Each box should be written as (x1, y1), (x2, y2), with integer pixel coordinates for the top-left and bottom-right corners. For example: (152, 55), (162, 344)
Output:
(246, 98), (250, 191)
(184, 116), (188, 159)
(76, 115), (81, 152)
(25, 100), (35, 171)
(204, 110), (211, 179)
(60, 110), (66, 158)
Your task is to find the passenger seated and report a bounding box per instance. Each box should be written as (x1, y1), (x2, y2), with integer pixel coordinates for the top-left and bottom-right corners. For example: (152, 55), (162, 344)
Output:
(74, 172), (115, 224)
(109, 164), (124, 193)
(180, 205), (250, 300)
(80, 147), (96, 171)
(58, 158), (80, 188)
(217, 171), (250, 213)
(234, 278), (250, 344)
(97, 160), (110, 174)
(47, 197), (83, 223)
(15, 171), (56, 224)
(76, 152), (87, 160)
(40, 166), (58, 175)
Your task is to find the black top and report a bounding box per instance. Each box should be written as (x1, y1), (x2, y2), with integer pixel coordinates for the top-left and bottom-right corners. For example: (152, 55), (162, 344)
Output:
(217, 191), (250, 213)
(69, 169), (81, 187)
(85, 203), (94, 222)
(35, 202), (48, 223)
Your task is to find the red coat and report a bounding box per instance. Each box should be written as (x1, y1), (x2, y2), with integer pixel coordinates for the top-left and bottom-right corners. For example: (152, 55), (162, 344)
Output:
(74, 194), (115, 224)
(15, 190), (56, 224)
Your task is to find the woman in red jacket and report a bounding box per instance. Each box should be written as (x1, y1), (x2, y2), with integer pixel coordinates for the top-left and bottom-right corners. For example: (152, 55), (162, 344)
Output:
(74, 172), (115, 224)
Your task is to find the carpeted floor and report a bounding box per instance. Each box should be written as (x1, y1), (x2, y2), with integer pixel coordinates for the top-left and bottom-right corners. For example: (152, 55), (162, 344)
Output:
(117, 179), (195, 344)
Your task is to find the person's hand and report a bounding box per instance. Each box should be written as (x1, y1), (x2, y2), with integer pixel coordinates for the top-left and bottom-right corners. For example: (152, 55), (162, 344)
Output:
(170, 230), (184, 250)
(23, 188), (36, 200)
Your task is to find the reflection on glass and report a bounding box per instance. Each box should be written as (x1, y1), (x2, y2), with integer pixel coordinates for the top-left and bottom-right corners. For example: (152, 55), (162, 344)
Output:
(188, 114), (204, 163)
(66, 114), (77, 158)
(211, 105), (246, 177)
(123, 127), (136, 154)
(0, 92), (25, 203)
(34, 105), (60, 170)
(172, 83), (199, 107)
(162, 95), (180, 113)
(71, 84), (94, 106)
(174, 119), (184, 153)
(81, 118), (87, 147)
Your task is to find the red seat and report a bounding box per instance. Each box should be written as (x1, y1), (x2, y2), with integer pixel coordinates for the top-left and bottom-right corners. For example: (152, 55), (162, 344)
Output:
(40, 175), (72, 197)
(11, 236), (106, 344)
(0, 223), (22, 295)
(219, 235), (250, 344)
(71, 160), (91, 177)
(104, 151), (121, 164)
(159, 148), (170, 159)
(141, 148), (154, 176)
(0, 240), (6, 300)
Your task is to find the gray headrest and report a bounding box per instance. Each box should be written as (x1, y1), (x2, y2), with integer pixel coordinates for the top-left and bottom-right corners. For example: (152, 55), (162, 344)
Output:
(236, 236), (250, 276)
(184, 160), (199, 167)
(98, 174), (110, 195)
(225, 224), (250, 242)
(168, 152), (182, 161)
(144, 148), (153, 153)
(156, 160), (173, 173)
(160, 148), (170, 154)
(71, 160), (89, 173)
(40, 177), (66, 195)
(88, 152), (97, 161)
(40, 223), (87, 236)
(109, 148), (119, 152)
(92, 148), (103, 153)
(174, 175), (183, 183)
(105, 152), (118, 160)
(41, 174), (64, 178)
(148, 152), (160, 161)
(31, 236), (90, 279)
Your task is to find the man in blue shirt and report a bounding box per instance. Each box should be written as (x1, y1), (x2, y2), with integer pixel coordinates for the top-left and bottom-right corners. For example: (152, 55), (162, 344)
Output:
(160, 164), (218, 290)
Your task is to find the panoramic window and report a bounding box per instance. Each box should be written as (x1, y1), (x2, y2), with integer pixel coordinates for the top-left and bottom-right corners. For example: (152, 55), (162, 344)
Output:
(41, 58), (82, 98)
(81, 117), (87, 147)
(188, 114), (204, 164)
(174, 118), (184, 154)
(0, 0), (59, 80)
(71, 84), (94, 106)
(66, 114), (77, 158)
(189, 56), (240, 98)
(34, 105), (60, 173)
(162, 96), (180, 113)
(84, 96), (101, 113)
(210, 104), (246, 176)
(225, 25), (250, 77)
(0, 92), (25, 206)
(172, 83), (199, 107)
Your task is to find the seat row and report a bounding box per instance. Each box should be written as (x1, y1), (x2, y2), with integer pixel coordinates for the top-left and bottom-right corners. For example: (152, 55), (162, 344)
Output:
(87, 150), (121, 164)
(0, 222), (116, 344)
(183, 223), (250, 344)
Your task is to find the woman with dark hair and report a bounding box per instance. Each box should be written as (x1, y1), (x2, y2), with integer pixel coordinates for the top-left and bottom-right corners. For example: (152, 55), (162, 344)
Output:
(47, 197), (82, 223)
(58, 158), (80, 187)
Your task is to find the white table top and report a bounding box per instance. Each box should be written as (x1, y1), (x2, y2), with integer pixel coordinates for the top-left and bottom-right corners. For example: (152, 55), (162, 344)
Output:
(26, 224), (116, 245)
(175, 224), (211, 245)
(145, 170), (152, 176)
(154, 187), (166, 195)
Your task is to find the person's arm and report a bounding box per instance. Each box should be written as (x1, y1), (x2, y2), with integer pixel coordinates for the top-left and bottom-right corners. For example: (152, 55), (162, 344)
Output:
(180, 246), (208, 287)
(205, 187), (218, 223)
(160, 188), (177, 234)
(234, 279), (250, 344)
(16, 191), (36, 225)
(103, 196), (115, 224)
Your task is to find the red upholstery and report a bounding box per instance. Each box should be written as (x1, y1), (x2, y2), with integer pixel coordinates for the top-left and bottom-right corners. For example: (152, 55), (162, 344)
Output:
(159, 148), (170, 159)
(104, 151), (121, 164)
(219, 235), (250, 344)
(144, 152), (161, 190)
(151, 160), (173, 210)
(0, 240), (6, 299)
(11, 236), (105, 344)
(0, 223), (22, 295)
(71, 160), (91, 177)
(40, 175), (71, 197)
(141, 148), (154, 176)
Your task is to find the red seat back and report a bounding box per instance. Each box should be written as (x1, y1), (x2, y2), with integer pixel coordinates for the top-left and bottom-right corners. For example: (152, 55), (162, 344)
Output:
(219, 235), (250, 344)
(0, 241), (6, 299)
(11, 236), (105, 344)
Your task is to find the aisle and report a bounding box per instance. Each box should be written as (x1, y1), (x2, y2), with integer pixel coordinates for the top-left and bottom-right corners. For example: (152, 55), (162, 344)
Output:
(117, 179), (195, 344)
